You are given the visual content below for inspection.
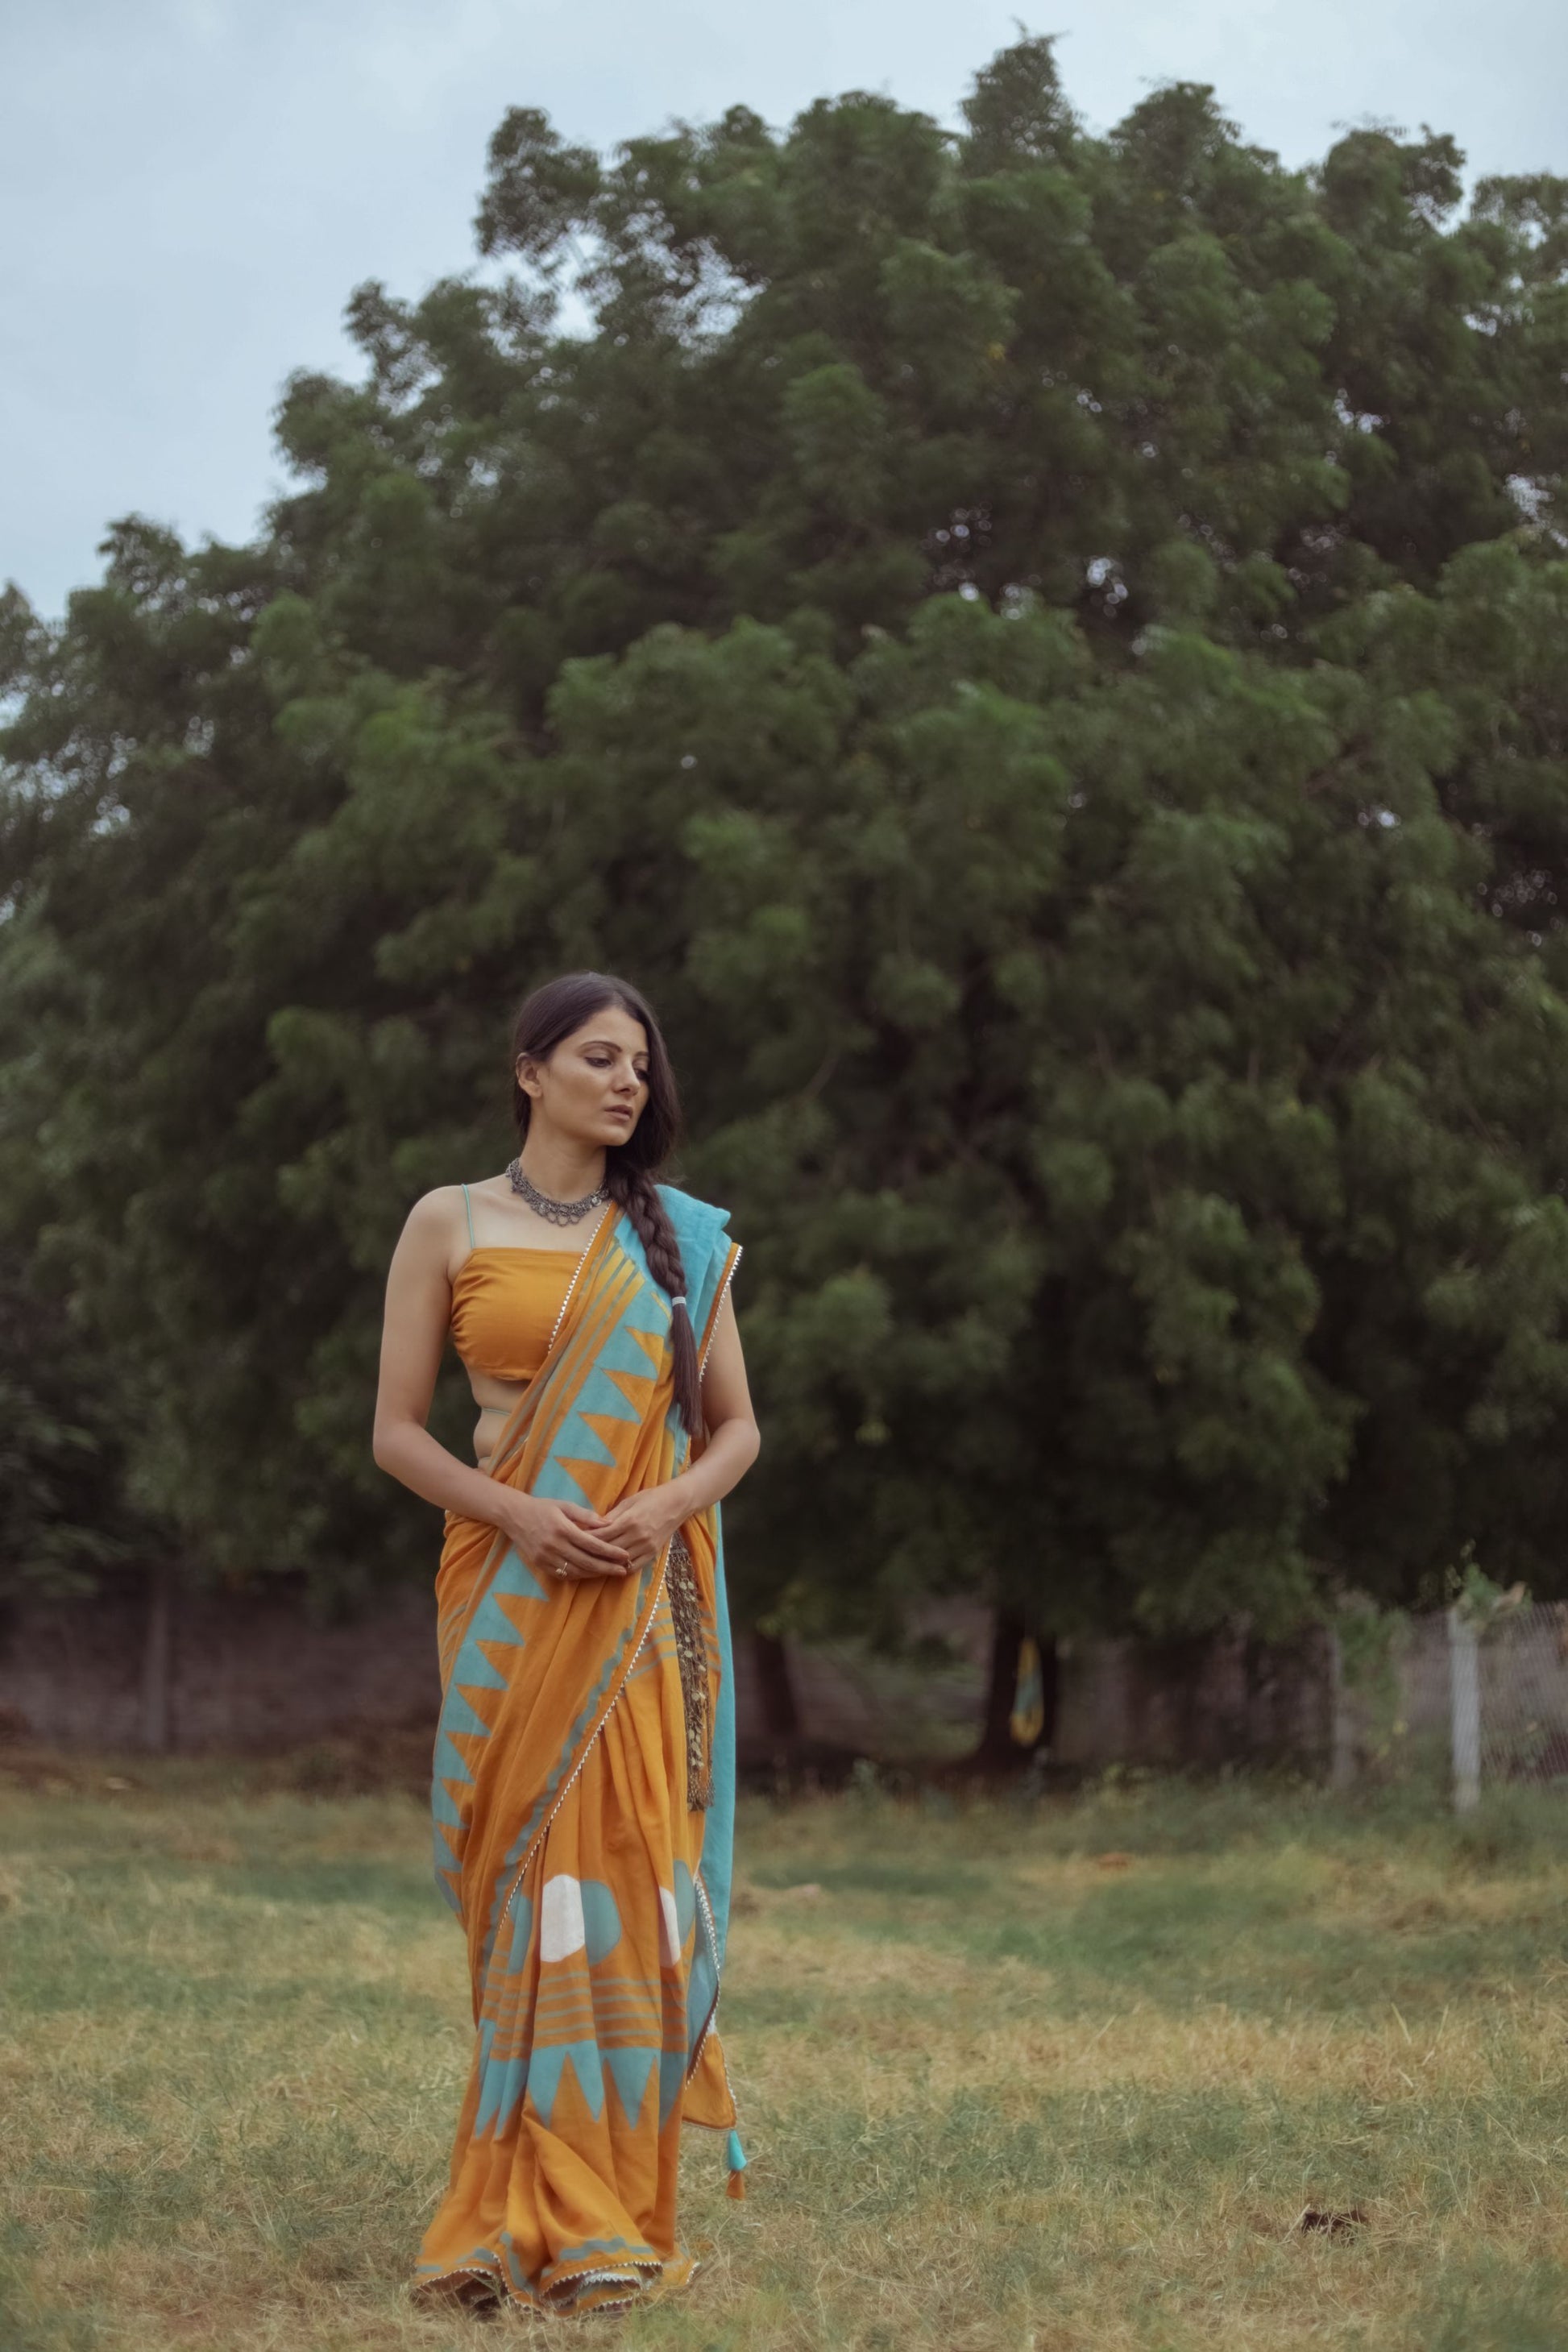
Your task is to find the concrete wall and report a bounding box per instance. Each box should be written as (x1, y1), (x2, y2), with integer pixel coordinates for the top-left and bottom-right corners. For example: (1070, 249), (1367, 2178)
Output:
(0, 1583), (442, 1753)
(0, 1579), (1354, 1774)
(1053, 1624), (1336, 1772)
(0, 1580), (787, 1762)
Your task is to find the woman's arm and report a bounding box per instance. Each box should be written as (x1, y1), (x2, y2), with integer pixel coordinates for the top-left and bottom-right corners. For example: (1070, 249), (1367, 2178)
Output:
(371, 1192), (631, 1577)
(592, 1285), (761, 1561)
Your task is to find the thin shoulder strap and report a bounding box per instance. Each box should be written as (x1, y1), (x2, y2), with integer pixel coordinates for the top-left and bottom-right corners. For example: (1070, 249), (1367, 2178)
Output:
(460, 1183), (475, 1250)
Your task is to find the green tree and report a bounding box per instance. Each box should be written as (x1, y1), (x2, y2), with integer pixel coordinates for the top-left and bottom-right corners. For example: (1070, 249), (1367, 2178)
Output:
(3, 41), (1568, 1665)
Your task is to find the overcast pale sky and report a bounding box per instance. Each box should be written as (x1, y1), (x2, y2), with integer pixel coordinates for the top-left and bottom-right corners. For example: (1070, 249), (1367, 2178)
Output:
(5, 0), (1566, 616)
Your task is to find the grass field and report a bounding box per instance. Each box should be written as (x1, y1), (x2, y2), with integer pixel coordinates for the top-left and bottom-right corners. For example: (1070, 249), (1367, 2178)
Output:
(4, 1757), (1568, 2352)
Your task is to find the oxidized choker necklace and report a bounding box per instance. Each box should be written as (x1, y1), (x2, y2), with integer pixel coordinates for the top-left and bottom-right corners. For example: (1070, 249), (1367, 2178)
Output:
(505, 1156), (610, 1227)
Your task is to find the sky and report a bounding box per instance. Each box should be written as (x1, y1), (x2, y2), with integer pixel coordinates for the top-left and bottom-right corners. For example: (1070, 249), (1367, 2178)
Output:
(4, 0), (1566, 616)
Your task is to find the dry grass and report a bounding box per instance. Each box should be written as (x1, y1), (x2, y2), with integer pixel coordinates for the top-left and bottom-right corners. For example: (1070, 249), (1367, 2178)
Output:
(4, 1756), (1568, 2350)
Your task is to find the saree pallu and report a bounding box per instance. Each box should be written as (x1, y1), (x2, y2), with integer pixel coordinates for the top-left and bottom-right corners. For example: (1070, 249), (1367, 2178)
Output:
(415, 1190), (743, 2316)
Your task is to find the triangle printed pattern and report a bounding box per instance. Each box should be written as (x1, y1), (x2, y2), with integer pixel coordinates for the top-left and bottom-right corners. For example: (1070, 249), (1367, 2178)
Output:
(475, 2017), (530, 2138)
(531, 1457), (593, 1508)
(441, 1688), (492, 1743)
(453, 1645), (507, 1694)
(432, 1823), (464, 1914)
(571, 1367), (645, 1426)
(657, 2044), (687, 2130)
(527, 2040), (606, 2127)
(596, 1320), (663, 1376)
(433, 1548), (550, 1914)
(552, 1412), (620, 1471)
(604, 2046), (658, 2129)
(432, 1778), (465, 1832)
(621, 1284), (671, 1338)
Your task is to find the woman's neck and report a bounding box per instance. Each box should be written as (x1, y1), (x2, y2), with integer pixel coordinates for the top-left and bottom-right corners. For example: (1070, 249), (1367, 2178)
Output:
(516, 1131), (608, 1201)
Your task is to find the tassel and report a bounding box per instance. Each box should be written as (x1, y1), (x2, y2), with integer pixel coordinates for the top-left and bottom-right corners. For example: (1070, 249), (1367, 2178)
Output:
(667, 1533), (712, 1811)
(726, 2127), (748, 2200)
(1010, 1633), (1046, 1747)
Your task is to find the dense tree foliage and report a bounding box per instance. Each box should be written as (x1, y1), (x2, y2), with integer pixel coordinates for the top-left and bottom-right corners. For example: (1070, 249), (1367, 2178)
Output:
(3, 42), (1568, 1643)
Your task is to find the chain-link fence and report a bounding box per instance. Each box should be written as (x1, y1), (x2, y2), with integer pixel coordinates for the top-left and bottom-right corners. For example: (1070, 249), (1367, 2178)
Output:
(1447, 1600), (1568, 1808)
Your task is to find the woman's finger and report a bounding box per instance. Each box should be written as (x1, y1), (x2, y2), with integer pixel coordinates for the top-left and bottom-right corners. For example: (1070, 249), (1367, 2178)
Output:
(568, 1530), (632, 1565)
(551, 1515), (629, 1562)
(599, 1507), (656, 1542)
(559, 1533), (629, 1574)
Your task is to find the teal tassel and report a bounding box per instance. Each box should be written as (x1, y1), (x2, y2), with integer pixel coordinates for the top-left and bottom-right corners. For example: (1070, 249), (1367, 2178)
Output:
(725, 2129), (746, 2172)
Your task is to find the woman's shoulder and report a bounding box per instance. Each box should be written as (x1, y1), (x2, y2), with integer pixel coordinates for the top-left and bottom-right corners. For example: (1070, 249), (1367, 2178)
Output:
(407, 1181), (469, 1221)
(399, 1184), (472, 1247)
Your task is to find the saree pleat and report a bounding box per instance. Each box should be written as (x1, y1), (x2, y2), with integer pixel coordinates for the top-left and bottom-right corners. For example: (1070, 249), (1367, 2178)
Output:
(415, 1195), (740, 2315)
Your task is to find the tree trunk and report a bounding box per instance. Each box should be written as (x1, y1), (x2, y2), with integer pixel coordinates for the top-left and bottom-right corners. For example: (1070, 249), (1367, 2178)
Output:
(1035, 1632), (1060, 1754)
(752, 1628), (801, 1745)
(139, 1560), (174, 1754)
(970, 1611), (1057, 1769)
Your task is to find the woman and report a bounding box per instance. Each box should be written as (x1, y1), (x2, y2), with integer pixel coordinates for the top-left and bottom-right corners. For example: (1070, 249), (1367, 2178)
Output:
(373, 972), (760, 2317)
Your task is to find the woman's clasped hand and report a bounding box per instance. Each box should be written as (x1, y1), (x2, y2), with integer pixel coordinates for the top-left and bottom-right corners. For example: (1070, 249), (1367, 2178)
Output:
(498, 1487), (686, 1581)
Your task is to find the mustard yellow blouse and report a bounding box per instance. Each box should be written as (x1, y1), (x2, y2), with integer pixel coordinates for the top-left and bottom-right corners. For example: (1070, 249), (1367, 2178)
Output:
(450, 1247), (579, 1387)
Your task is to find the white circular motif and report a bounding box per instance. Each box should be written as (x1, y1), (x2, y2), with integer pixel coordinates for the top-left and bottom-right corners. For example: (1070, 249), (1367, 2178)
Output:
(539, 1874), (587, 1963)
(657, 1885), (682, 1968)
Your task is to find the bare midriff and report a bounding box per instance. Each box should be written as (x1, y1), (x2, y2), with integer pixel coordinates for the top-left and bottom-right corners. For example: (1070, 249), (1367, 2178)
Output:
(469, 1375), (532, 1473)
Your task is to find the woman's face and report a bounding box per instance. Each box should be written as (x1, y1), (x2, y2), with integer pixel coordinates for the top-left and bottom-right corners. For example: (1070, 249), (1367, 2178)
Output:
(519, 1005), (651, 1151)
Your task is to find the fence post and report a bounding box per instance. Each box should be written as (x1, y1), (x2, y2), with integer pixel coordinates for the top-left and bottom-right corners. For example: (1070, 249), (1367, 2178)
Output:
(1327, 1626), (1355, 1790)
(139, 1560), (173, 1754)
(1448, 1604), (1480, 1814)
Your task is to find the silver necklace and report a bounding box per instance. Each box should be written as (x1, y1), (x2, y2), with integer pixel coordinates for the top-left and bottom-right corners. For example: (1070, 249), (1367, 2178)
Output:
(505, 1156), (610, 1227)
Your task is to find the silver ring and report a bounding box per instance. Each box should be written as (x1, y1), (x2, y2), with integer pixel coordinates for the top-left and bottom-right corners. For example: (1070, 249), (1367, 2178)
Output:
(553, 1562), (571, 1580)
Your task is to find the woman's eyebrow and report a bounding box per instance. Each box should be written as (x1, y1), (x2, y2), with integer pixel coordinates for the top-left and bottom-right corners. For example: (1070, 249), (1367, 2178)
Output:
(580, 1036), (649, 1060)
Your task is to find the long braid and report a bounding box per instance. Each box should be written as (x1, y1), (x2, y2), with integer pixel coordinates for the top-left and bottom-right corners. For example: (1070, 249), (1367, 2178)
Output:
(608, 1163), (704, 1441)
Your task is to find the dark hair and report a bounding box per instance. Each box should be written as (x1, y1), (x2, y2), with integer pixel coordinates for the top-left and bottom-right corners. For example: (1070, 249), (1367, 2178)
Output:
(510, 972), (703, 1438)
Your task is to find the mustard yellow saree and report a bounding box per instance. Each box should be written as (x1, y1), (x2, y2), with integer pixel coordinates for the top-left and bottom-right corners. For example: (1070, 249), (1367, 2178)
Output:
(415, 1189), (743, 2315)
